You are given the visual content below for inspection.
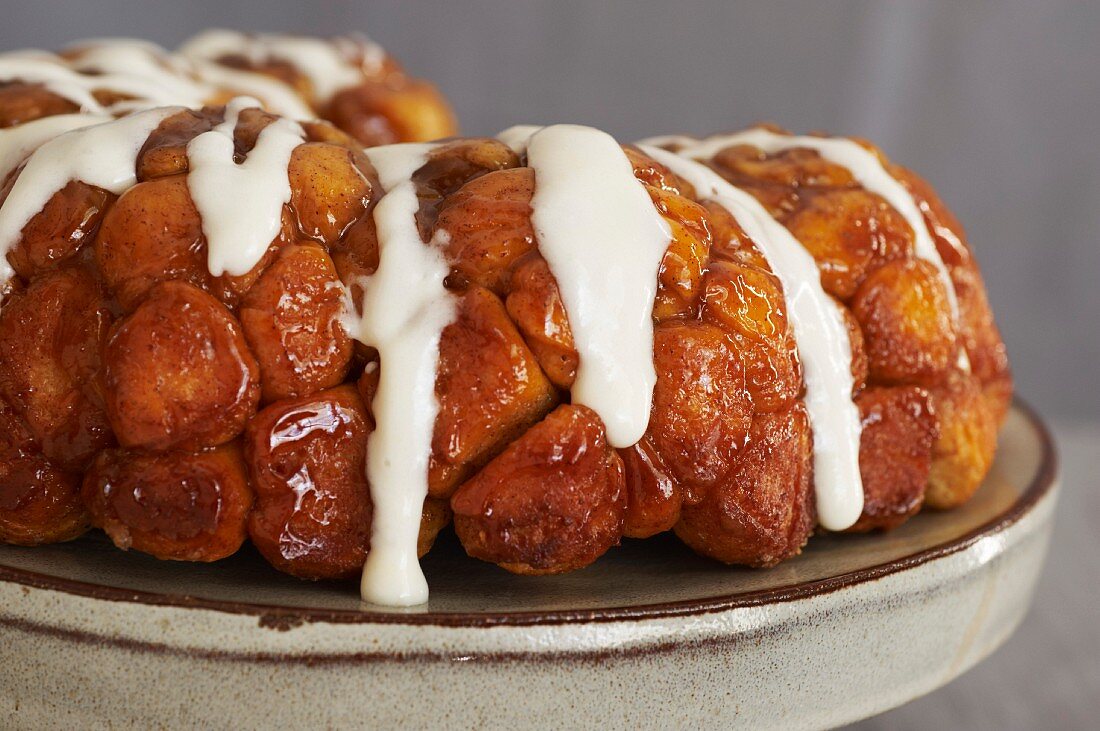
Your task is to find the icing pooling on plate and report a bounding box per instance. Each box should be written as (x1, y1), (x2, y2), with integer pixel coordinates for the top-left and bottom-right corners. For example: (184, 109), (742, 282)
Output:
(180, 29), (385, 105)
(646, 129), (969, 370)
(343, 142), (456, 606)
(498, 125), (672, 447)
(640, 145), (865, 531)
(0, 106), (181, 284)
(186, 97), (305, 277)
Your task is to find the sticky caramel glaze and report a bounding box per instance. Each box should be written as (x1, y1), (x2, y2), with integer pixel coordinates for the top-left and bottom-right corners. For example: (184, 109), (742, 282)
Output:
(245, 385), (447, 580)
(82, 443), (253, 561)
(663, 129), (1011, 515)
(0, 401), (87, 545)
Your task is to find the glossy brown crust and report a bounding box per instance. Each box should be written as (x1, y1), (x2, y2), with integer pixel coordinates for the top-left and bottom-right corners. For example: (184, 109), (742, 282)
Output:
(848, 386), (938, 532)
(245, 385), (446, 579)
(0, 265), (113, 470)
(245, 385), (373, 579)
(429, 287), (558, 498)
(0, 402), (88, 545)
(452, 405), (626, 575)
(82, 443), (253, 561)
(104, 280), (261, 452)
(675, 405), (814, 566)
(239, 244), (353, 403)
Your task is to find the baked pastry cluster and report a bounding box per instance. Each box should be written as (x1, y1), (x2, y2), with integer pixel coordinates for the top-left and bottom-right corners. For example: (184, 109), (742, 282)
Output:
(0, 34), (1010, 605)
(0, 30), (456, 146)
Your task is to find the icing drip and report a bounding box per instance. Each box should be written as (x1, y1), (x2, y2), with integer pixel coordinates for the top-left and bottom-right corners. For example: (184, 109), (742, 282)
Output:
(180, 29), (385, 105)
(186, 97), (305, 277)
(499, 125), (672, 447)
(640, 145), (865, 530)
(343, 142), (456, 606)
(647, 129), (969, 370)
(0, 106), (181, 283)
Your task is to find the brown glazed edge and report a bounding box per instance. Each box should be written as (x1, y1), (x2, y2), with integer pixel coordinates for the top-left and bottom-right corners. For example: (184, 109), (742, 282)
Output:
(0, 398), (1058, 639)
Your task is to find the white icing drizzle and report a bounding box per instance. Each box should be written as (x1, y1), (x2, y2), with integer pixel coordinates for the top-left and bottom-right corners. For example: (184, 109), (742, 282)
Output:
(647, 129), (969, 370)
(186, 97), (305, 277)
(500, 125), (672, 448)
(0, 113), (109, 182)
(180, 29), (384, 105)
(640, 144), (865, 530)
(0, 53), (198, 114)
(343, 142), (456, 606)
(65, 39), (212, 109)
(188, 59), (315, 120)
(0, 106), (180, 283)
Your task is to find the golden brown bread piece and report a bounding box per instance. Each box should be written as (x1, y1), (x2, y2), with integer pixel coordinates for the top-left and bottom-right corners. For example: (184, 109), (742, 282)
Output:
(82, 443), (253, 561)
(451, 404), (626, 574)
(0, 96), (1010, 583)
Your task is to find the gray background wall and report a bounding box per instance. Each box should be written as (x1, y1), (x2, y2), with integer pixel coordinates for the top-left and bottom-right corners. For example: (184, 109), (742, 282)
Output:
(2, 0), (1097, 420)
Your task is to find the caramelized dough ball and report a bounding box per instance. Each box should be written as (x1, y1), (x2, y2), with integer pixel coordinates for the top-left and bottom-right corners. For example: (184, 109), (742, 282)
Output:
(94, 175), (280, 311)
(0, 266), (113, 469)
(505, 255), (578, 390)
(288, 142), (373, 244)
(5, 181), (111, 279)
(328, 78), (458, 147)
(713, 144), (857, 190)
(784, 189), (914, 300)
(82, 443), (253, 561)
(0, 83), (79, 129)
(136, 108), (218, 181)
(0, 402), (88, 545)
(846, 386), (937, 532)
(437, 167), (536, 294)
(702, 199), (770, 270)
(620, 438), (682, 539)
(701, 260), (801, 413)
(330, 209), (379, 284)
(675, 405), (814, 566)
(246, 385), (448, 579)
(648, 185), (711, 321)
(246, 385), (372, 579)
(647, 322), (753, 488)
(451, 404), (626, 574)
(239, 244), (353, 403)
(624, 146), (697, 198)
(925, 373), (998, 510)
(850, 258), (958, 385)
(417, 139), (521, 199)
(430, 288), (558, 498)
(104, 281), (260, 452)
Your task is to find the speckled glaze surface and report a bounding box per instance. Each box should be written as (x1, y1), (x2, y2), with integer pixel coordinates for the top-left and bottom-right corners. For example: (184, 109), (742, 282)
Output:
(0, 401), (1057, 730)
